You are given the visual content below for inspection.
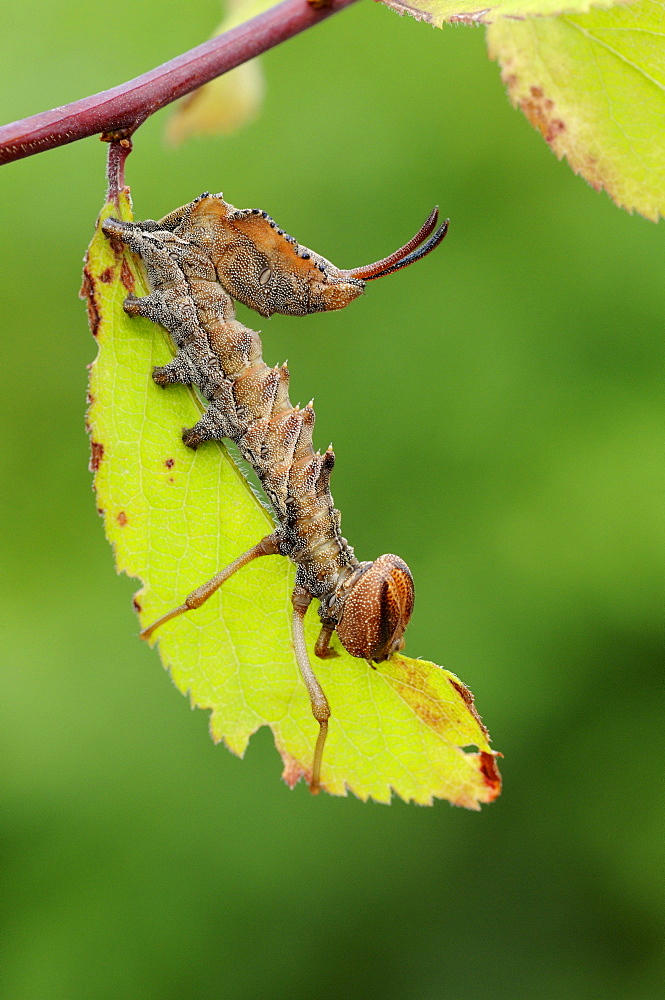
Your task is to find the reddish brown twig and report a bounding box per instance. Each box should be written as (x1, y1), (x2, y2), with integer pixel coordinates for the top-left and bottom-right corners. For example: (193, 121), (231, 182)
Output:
(104, 135), (133, 203)
(0, 0), (359, 166)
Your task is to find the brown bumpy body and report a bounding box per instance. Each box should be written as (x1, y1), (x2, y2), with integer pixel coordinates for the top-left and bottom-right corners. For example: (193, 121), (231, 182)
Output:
(102, 192), (447, 791)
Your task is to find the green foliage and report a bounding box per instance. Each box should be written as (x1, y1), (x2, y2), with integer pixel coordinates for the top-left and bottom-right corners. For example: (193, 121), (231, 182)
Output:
(84, 191), (501, 806)
(380, 0), (665, 220)
(488, 0), (665, 220)
(2, 3), (663, 996)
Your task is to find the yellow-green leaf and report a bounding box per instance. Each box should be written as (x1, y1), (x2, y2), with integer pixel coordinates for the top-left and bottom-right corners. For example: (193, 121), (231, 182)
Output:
(83, 190), (501, 807)
(380, 0), (625, 28)
(166, 0), (275, 144)
(488, 0), (665, 220)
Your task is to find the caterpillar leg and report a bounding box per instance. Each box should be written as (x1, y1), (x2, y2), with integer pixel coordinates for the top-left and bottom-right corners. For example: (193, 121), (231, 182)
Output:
(140, 534), (280, 641)
(315, 625), (339, 660)
(122, 293), (199, 388)
(152, 356), (196, 388)
(123, 291), (164, 320)
(181, 398), (236, 449)
(124, 290), (200, 347)
(102, 218), (185, 288)
(123, 292), (183, 334)
(101, 217), (140, 240)
(292, 588), (331, 795)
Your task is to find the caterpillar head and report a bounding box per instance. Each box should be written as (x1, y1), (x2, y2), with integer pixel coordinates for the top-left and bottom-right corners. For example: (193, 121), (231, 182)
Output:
(175, 194), (448, 318)
(335, 555), (415, 662)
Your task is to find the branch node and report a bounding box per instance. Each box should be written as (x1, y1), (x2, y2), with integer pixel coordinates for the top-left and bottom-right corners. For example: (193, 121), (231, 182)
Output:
(100, 130), (133, 146)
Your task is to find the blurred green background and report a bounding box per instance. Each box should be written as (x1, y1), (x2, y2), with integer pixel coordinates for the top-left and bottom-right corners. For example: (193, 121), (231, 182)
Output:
(1, 2), (663, 997)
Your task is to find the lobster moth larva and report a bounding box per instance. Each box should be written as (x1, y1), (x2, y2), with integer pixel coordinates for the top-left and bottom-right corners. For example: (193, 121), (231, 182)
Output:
(102, 192), (448, 792)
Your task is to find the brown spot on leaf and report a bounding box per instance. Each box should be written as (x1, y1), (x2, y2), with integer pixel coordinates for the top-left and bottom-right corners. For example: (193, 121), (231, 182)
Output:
(80, 267), (101, 337)
(449, 676), (472, 706)
(120, 258), (135, 293)
(79, 266), (92, 300)
(519, 89), (566, 147)
(86, 391), (95, 406)
(105, 234), (125, 256)
(132, 596), (142, 614)
(164, 458), (175, 468)
(89, 440), (104, 471)
(479, 752), (502, 799)
(99, 267), (113, 283)
(548, 119), (565, 141)
(117, 511), (128, 526)
(96, 507), (105, 517)
(382, 657), (495, 757)
(449, 677), (489, 738)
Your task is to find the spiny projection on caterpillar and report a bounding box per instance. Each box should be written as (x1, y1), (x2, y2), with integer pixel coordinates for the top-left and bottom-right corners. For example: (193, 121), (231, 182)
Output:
(101, 192), (448, 793)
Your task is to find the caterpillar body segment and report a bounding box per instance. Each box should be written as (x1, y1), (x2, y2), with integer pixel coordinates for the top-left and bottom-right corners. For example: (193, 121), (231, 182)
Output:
(102, 194), (447, 791)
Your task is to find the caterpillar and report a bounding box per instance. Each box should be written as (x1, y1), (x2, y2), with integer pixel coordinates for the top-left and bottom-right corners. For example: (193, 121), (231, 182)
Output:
(102, 192), (448, 792)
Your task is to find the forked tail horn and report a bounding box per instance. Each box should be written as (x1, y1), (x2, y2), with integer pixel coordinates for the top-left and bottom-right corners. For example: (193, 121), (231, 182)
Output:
(343, 208), (449, 282)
